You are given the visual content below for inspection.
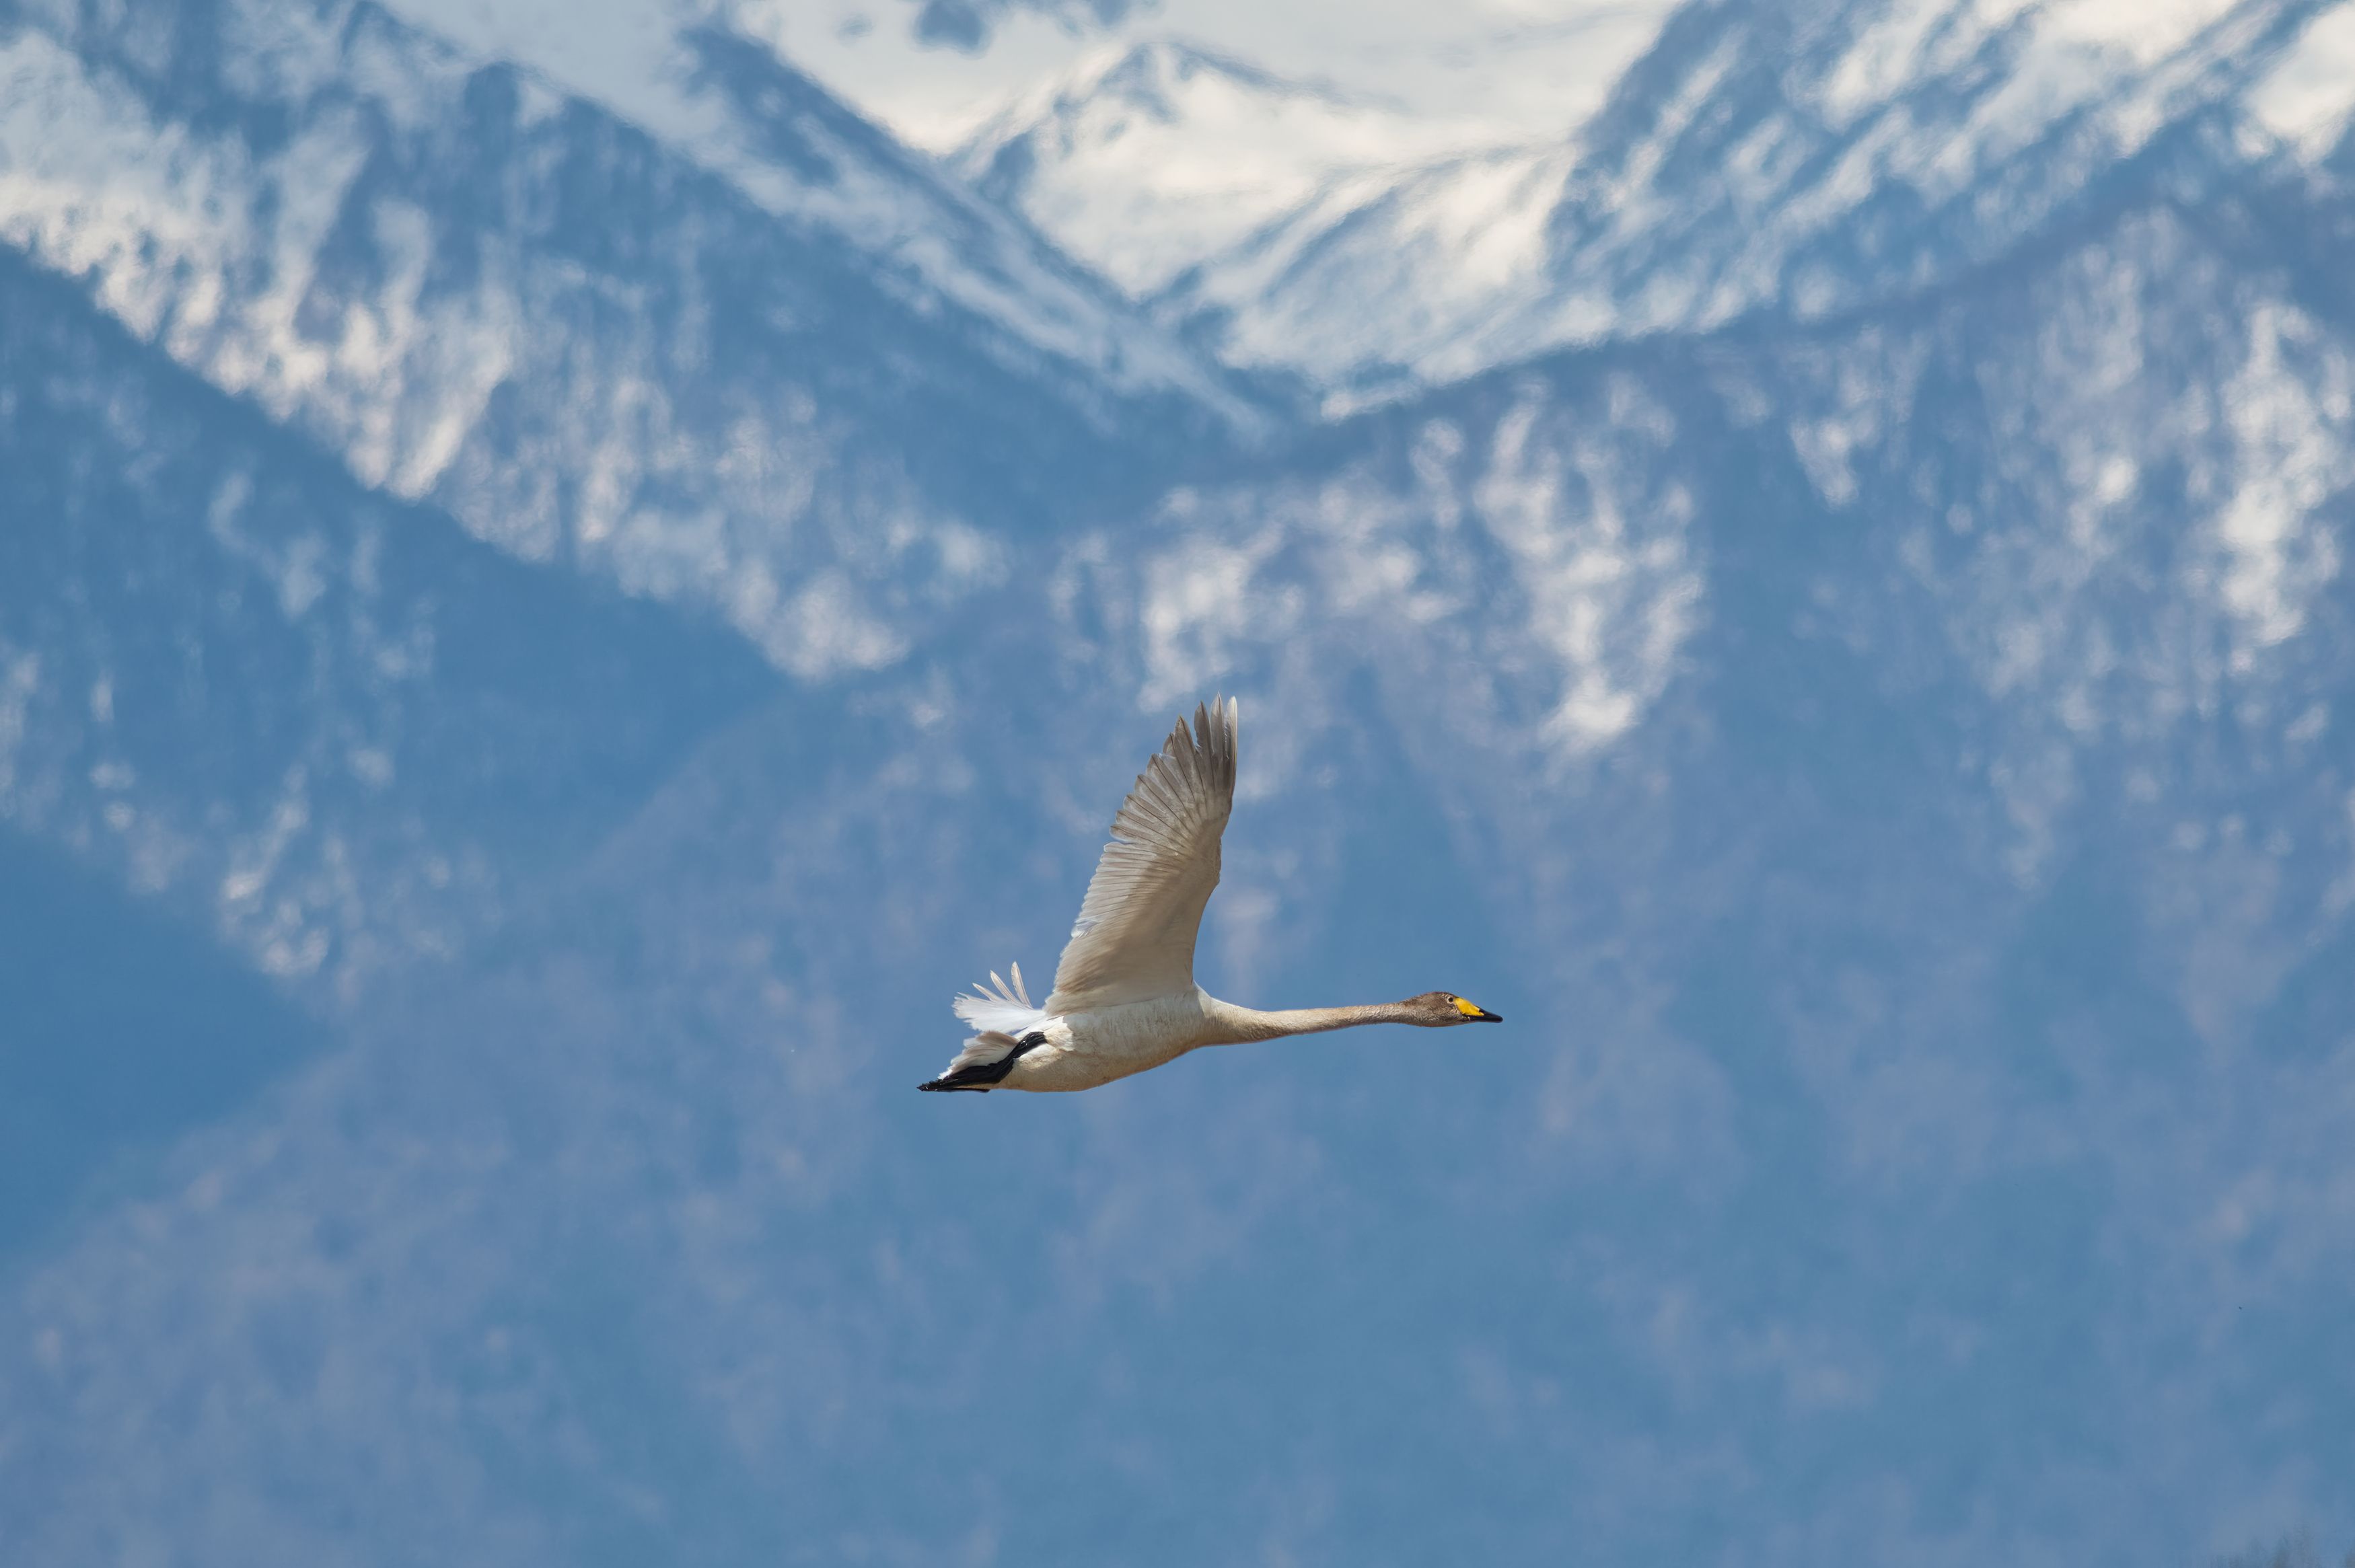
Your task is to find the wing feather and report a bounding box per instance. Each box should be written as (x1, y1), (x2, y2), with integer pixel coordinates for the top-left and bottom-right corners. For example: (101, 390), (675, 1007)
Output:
(1047, 696), (1238, 1011)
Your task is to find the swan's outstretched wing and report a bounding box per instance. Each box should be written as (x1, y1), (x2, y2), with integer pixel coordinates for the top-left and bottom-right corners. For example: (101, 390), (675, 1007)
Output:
(1047, 697), (1238, 1012)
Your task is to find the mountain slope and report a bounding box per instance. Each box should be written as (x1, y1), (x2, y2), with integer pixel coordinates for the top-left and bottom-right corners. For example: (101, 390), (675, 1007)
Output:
(0, 248), (773, 997)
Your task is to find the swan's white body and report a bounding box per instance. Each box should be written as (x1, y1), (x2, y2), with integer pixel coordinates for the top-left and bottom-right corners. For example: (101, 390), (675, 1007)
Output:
(924, 697), (1499, 1094)
(960, 990), (1223, 1094)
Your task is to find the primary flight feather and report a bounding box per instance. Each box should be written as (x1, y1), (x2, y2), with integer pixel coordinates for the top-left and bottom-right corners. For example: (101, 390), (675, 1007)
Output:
(922, 696), (1500, 1094)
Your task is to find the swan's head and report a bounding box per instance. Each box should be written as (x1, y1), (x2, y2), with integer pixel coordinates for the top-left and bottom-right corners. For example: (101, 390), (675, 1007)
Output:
(1408, 991), (1503, 1024)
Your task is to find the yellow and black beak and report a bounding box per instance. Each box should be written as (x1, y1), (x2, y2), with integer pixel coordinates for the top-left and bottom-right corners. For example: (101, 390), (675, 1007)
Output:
(1453, 997), (1504, 1022)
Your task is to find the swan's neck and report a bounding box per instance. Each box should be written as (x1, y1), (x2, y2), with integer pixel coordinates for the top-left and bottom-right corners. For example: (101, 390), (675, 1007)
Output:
(1199, 994), (1425, 1044)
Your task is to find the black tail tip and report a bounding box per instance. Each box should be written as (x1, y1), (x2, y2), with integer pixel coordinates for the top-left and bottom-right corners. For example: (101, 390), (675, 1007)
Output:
(918, 1079), (942, 1092)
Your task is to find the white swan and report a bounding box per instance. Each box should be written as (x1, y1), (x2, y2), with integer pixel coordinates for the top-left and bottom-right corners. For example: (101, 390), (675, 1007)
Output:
(922, 696), (1501, 1093)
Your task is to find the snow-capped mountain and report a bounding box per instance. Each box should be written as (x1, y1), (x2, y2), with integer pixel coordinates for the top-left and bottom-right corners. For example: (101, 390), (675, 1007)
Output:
(0, 0), (1259, 675)
(1143, 0), (2355, 402)
(939, 10), (1696, 315)
(3, 0), (2354, 1564)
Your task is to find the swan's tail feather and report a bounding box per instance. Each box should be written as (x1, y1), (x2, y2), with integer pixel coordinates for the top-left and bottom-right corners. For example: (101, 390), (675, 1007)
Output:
(934, 966), (1051, 1091)
(953, 965), (1047, 1038)
(920, 1030), (1023, 1092)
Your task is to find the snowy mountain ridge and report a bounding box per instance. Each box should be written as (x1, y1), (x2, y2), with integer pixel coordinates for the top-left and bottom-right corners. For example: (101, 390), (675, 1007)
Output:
(371, 0), (1254, 406)
(966, 0), (2355, 405)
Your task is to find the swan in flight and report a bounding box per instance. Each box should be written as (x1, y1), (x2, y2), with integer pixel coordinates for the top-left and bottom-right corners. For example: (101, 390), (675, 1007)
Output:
(922, 696), (1501, 1093)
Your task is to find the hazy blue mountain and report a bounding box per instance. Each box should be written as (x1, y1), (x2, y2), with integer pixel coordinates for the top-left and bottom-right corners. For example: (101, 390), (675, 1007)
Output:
(1, 0), (2352, 1564)
(0, 246), (774, 1257)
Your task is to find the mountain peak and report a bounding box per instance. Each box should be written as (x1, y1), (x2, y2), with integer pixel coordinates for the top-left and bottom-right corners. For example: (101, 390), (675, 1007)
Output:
(1073, 36), (1367, 115)
(951, 32), (1491, 297)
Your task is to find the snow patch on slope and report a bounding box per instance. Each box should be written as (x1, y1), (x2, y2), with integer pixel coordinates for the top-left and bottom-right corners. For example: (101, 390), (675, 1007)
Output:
(2208, 301), (2353, 657)
(2247, 1), (2355, 161)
